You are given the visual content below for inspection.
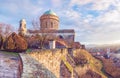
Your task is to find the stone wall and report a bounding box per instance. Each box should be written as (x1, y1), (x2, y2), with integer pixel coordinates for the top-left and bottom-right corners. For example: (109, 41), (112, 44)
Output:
(28, 49), (78, 78)
(26, 48), (107, 78)
(20, 53), (56, 78)
(28, 49), (67, 78)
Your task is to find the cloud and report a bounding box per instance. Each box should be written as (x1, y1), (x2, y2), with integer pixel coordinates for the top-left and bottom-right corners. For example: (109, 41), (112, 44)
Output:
(80, 5), (120, 44)
(0, 0), (120, 44)
(70, 0), (119, 11)
(70, 0), (93, 6)
(91, 0), (115, 10)
(66, 0), (120, 44)
(51, 0), (62, 7)
(0, 0), (43, 16)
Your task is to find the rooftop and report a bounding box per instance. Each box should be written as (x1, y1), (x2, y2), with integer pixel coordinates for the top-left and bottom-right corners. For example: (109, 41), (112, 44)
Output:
(44, 10), (57, 16)
(28, 29), (75, 33)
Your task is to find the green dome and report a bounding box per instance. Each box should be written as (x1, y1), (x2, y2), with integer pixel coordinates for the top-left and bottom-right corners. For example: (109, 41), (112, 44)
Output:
(44, 10), (57, 16)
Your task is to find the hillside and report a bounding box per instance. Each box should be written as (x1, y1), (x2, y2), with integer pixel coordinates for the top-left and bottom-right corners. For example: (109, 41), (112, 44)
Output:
(96, 57), (120, 78)
(24, 48), (107, 78)
(73, 49), (107, 78)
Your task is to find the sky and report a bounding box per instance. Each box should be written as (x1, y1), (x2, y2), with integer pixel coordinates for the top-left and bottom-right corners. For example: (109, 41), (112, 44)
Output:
(0, 0), (120, 45)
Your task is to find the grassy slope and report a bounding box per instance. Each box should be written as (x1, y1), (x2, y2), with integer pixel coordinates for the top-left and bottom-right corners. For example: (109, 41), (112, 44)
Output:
(0, 51), (19, 57)
(73, 49), (107, 78)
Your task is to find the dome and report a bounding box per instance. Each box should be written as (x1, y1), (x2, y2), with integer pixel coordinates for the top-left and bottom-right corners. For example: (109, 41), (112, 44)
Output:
(44, 10), (57, 16)
(40, 10), (59, 30)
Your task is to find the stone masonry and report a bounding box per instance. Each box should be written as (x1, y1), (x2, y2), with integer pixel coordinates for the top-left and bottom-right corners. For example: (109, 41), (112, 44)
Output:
(27, 49), (78, 78)
(20, 53), (56, 78)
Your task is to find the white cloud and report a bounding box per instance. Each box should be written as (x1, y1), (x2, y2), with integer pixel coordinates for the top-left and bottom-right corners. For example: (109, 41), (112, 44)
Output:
(91, 0), (114, 10)
(1, 0), (120, 44)
(0, 0), (43, 16)
(81, 5), (120, 44)
(51, 0), (62, 7)
(68, 0), (120, 44)
(70, 0), (120, 11)
(70, 0), (93, 6)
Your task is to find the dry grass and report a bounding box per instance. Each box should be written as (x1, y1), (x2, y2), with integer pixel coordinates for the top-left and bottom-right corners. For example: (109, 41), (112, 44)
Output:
(73, 49), (107, 78)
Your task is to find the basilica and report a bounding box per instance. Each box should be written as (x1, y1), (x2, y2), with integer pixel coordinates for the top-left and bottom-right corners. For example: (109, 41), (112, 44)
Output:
(18, 10), (81, 49)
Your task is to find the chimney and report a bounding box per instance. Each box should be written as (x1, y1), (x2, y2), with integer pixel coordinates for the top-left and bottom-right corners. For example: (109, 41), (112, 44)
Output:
(81, 45), (85, 49)
(49, 39), (56, 49)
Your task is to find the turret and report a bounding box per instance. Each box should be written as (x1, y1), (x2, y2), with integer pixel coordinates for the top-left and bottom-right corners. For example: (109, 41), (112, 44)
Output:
(18, 19), (27, 36)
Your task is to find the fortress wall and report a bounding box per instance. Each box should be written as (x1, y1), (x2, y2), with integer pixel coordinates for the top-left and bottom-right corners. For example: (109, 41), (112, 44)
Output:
(27, 49), (68, 78)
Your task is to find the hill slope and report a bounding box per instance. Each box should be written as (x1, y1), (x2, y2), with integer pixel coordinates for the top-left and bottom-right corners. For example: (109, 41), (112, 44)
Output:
(25, 49), (107, 78)
(73, 49), (107, 78)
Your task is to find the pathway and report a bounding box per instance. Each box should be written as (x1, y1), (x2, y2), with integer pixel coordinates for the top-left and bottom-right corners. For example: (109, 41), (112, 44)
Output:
(19, 53), (56, 78)
(0, 51), (20, 78)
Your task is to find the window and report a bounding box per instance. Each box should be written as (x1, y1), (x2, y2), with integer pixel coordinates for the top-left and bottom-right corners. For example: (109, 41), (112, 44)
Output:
(59, 35), (63, 39)
(46, 22), (47, 28)
(51, 22), (53, 28)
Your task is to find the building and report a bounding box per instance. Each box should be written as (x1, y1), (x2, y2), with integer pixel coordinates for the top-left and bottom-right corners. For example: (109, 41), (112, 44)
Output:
(19, 10), (80, 49)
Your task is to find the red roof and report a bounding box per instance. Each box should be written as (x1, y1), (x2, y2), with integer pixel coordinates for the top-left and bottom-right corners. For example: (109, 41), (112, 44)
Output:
(28, 29), (75, 33)
(72, 42), (81, 49)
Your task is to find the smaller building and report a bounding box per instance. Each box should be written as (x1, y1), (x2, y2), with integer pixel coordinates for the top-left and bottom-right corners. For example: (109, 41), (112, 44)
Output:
(49, 39), (56, 49)
(71, 42), (81, 49)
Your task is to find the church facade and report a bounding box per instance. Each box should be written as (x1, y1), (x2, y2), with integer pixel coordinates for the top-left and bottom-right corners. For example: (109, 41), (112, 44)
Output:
(18, 10), (81, 49)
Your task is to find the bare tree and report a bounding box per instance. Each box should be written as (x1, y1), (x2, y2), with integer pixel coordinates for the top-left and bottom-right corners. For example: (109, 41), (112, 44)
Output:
(32, 18), (46, 48)
(4, 24), (13, 37)
(0, 34), (3, 49)
(0, 23), (4, 34)
(0, 23), (13, 37)
(35, 33), (48, 49)
(32, 18), (40, 30)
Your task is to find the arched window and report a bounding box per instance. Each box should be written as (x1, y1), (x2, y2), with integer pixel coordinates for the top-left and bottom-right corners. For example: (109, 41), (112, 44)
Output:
(59, 35), (64, 39)
(51, 22), (53, 28)
(46, 21), (47, 28)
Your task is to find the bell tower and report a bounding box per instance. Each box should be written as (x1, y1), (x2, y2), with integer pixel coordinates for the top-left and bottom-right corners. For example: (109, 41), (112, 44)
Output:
(18, 19), (27, 36)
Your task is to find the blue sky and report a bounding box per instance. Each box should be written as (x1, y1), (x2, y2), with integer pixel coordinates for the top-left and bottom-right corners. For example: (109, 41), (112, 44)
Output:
(0, 0), (120, 44)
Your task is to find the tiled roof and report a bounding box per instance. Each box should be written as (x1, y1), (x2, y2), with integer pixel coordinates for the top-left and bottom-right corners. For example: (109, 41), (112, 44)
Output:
(28, 29), (75, 33)
(72, 42), (81, 49)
